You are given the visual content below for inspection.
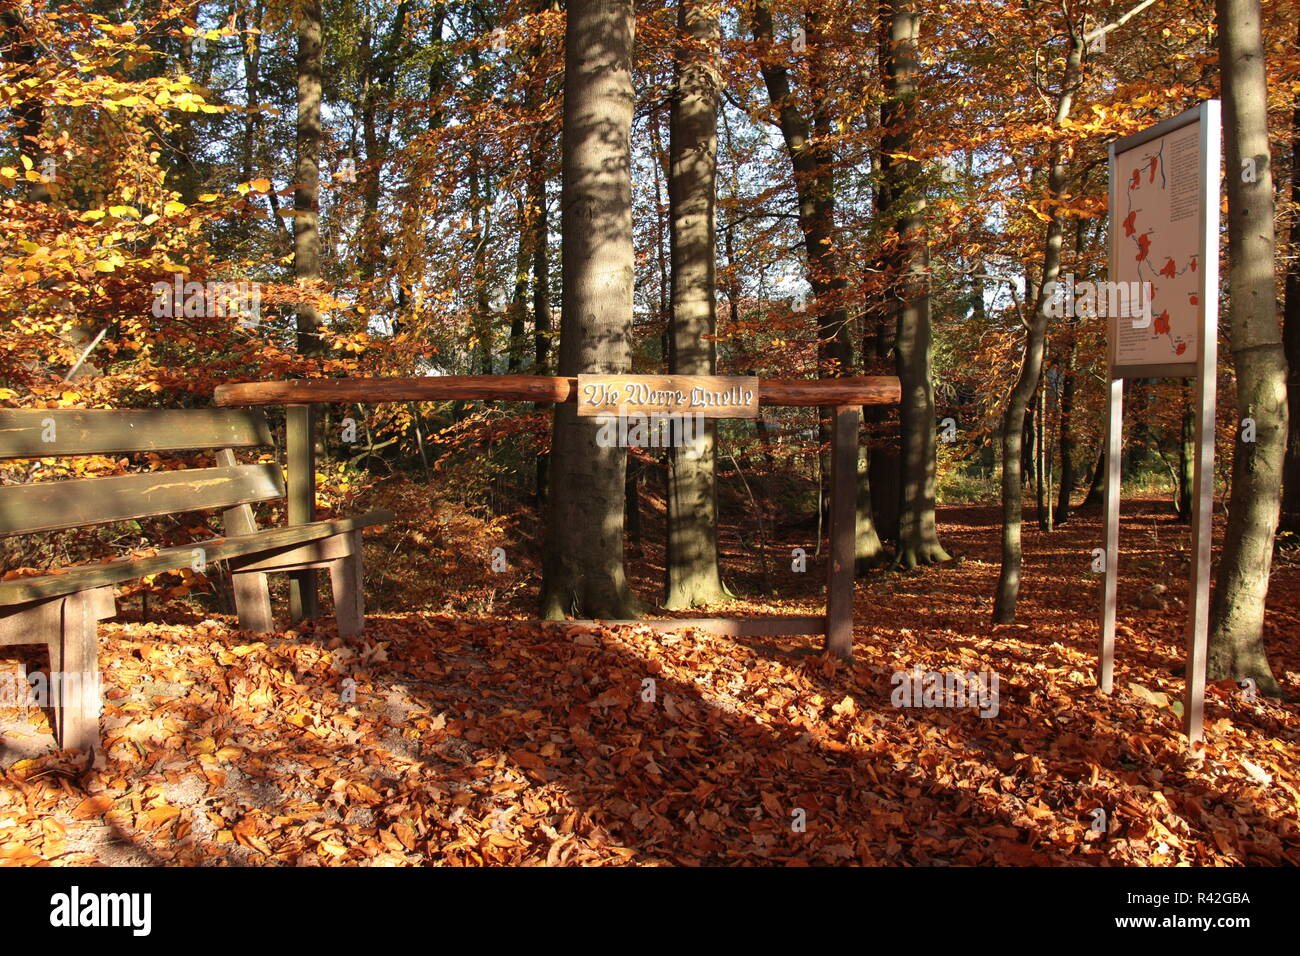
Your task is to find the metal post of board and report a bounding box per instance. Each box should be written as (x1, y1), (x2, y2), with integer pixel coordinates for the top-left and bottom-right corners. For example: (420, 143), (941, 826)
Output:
(286, 403), (319, 621)
(1099, 377), (1123, 693)
(825, 404), (859, 659)
(1183, 99), (1221, 746)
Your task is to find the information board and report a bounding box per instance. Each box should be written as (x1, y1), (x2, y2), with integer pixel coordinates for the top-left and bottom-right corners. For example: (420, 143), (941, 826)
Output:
(1109, 110), (1212, 377)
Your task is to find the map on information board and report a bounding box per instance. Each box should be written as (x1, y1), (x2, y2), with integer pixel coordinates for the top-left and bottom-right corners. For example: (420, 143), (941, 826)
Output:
(1112, 118), (1204, 370)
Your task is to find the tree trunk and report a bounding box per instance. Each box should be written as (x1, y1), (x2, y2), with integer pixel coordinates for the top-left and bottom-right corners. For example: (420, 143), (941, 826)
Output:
(665, 0), (728, 609)
(992, 33), (1081, 623)
(882, 0), (948, 567)
(1178, 395), (1194, 521)
(1034, 369), (1055, 530)
(1281, 16), (1300, 534)
(752, 2), (856, 528)
(540, 0), (640, 620)
(528, 13), (555, 502)
(1082, 446), (1105, 507)
(1207, 0), (1286, 692)
(508, 197), (530, 372)
(295, 0), (324, 359)
(1056, 335), (1077, 523)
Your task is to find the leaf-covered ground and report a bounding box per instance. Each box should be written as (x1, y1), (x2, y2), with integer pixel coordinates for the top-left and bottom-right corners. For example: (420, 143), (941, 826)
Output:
(2, 497), (1298, 866)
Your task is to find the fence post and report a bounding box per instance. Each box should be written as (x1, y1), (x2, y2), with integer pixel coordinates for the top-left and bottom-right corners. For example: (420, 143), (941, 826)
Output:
(286, 403), (319, 621)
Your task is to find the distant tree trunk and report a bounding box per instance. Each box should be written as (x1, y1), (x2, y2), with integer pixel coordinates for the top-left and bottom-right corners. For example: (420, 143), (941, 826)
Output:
(1208, 0), (1286, 691)
(626, 458), (643, 556)
(752, 2), (857, 527)
(869, 19), (900, 545)
(1177, 395), (1194, 521)
(855, 423), (885, 571)
(528, 12), (555, 502)
(294, 0), (324, 359)
(993, 32), (1081, 623)
(665, 0), (728, 609)
(868, 292), (901, 541)
(1082, 446), (1105, 507)
(508, 197), (529, 372)
(1022, 401), (1036, 487)
(1055, 218), (1089, 524)
(1056, 337), (1077, 523)
(1282, 17), (1300, 534)
(540, 0), (639, 620)
(1035, 372), (1049, 530)
(468, 151), (494, 374)
(882, 0), (948, 567)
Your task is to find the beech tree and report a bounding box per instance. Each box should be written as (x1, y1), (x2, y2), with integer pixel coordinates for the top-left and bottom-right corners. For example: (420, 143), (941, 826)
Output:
(540, 0), (640, 620)
(880, 0), (948, 568)
(665, 0), (728, 608)
(1207, 0), (1288, 690)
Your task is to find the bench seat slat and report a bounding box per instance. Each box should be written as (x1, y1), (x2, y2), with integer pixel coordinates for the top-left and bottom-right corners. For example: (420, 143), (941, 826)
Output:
(0, 464), (285, 536)
(0, 511), (394, 606)
(0, 408), (273, 460)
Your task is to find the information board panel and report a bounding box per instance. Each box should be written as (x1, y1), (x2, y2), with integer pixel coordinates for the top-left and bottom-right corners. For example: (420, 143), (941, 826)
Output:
(1108, 106), (1214, 378)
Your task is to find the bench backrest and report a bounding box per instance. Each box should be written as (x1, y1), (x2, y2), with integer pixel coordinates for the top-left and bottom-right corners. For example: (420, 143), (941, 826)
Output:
(0, 409), (281, 537)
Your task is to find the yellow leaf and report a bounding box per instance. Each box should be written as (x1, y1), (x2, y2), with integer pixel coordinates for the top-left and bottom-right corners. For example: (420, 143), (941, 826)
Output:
(94, 260), (116, 272)
(197, 193), (220, 202)
(80, 210), (106, 221)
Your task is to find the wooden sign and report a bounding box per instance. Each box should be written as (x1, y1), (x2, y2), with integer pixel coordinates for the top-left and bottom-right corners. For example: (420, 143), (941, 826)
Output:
(576, 374), (760, 418)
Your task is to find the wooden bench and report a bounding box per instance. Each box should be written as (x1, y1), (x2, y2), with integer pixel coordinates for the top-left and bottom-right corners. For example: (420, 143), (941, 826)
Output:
(0, 408), (392, 754)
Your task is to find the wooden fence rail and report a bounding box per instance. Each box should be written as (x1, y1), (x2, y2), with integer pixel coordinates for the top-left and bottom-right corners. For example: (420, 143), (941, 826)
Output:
(213, 375), (901, 658)
(214, 375), (901, 408)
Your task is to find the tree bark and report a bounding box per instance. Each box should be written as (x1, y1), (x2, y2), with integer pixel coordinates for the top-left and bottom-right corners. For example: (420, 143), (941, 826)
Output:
(295, 0), (324, 359)
(881, 0), (948, 567)
(1207, 0), (1286, 692)
(540, 0), (640, 620)
(665, 0), (728, 608)
(1281, 15), (1300, 533)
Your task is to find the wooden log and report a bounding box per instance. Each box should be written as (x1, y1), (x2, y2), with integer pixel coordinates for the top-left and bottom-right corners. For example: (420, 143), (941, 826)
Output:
(213, 375), (902, 408)
(0, 408), (273, 460)
(0, 464), (284, 537)
(535, 616), (826, 637)
(0, 511), (392, 606)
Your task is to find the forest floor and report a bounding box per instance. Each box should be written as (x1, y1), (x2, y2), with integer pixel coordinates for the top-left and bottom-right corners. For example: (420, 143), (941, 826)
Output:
(2, 490), (1298, 866)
